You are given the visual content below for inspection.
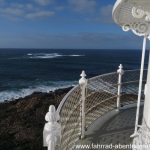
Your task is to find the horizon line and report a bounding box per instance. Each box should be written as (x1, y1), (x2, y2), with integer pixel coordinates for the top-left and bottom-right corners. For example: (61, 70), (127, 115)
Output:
(0, 48), (146, 51)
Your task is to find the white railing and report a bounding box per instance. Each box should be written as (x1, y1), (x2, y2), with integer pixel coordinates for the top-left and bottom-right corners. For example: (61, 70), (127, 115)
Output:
(43, 65), (147, 150)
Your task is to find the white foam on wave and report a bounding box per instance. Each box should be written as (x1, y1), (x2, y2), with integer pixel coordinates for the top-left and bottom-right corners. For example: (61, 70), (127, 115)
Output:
(27, 53), (84, 59)
(68, 55), (84, 57)
(0, 81), (77, 102)
(29, 53), (62, 59)
(8, 53), (84, 60)
(27, 53), (33, 56)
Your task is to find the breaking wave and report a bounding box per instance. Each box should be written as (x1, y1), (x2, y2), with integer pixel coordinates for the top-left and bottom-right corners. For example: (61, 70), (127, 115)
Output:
(27, 53), (84, 59)
(0, 81), (77, 102)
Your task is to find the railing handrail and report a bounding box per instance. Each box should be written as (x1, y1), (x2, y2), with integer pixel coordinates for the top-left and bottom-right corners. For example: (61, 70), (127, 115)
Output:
(51, 68), (147, 150)
(88, 69), (147, 82)
(57, 69), (147, 115)
(88, 71), (117, 81)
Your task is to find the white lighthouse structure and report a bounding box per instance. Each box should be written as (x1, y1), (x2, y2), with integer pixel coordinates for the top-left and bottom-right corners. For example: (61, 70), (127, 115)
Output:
(113, 0), (150, 149)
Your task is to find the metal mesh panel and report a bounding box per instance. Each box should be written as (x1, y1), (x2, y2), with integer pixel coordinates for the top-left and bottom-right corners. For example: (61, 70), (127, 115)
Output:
(121, 70), (147, 106)
(85, 72), (118, 128)
(122, 70), (147, 83)
(57, 69), (147, 150)
(58, 86), (81, 150)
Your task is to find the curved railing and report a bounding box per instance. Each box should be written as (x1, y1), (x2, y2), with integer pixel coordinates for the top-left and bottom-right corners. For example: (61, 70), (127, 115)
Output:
(56, 69), (147, 150)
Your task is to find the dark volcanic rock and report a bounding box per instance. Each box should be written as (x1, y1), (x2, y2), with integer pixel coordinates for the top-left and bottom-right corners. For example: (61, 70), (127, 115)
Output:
(0, 87), (72, 150)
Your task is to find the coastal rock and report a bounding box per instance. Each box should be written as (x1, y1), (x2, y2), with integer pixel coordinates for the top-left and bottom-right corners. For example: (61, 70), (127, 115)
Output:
(0, 87), (72, 150)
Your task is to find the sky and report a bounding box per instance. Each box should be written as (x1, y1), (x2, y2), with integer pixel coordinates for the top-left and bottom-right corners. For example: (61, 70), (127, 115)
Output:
(0, 0), (147, 49)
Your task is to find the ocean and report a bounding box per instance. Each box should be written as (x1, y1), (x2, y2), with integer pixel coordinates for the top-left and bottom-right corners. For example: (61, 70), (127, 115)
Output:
(0, 49), (148, 102)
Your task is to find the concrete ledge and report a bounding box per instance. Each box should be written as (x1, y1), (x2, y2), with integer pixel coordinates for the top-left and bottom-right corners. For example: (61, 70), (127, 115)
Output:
(86, 110), (119, 135)
(86, 102), (144, 136)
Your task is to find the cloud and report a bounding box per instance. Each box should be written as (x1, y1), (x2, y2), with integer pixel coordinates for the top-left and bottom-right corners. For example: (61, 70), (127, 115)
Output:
(84, 4), (114, 24)
(0, 3), (55, 20)
(34, 0), (53, 6)
(0, 7), (24, 17)
(69, 0), (96, 12)
(26, 11), (55, 19)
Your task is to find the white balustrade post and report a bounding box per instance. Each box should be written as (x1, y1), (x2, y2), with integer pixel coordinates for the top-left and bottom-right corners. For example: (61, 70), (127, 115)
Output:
(79, 71), (87, 139)
(131, 36), (147, 138)
(43, 105), (61, 150)
(117, 64), (124, 111)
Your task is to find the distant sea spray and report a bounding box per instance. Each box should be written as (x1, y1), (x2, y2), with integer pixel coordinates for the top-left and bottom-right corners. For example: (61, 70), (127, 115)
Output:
(18, 53), (85, 59)
(8, 53), (85, 60)
(27, 53), (84, 59)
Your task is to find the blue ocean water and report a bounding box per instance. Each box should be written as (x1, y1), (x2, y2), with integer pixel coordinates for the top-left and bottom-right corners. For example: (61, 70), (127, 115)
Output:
(0, 49), (148, 101)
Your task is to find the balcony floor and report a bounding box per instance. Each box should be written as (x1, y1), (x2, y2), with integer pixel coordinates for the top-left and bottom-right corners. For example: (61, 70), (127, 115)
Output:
(74, 106), (143, 150)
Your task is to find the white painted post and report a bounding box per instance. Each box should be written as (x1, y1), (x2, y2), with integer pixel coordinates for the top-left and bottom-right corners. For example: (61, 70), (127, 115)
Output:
(79, 71), (87, 139)
(117, 64), (124, 111)
(43, 105), (61, 150)
(131, 36), (147, 138)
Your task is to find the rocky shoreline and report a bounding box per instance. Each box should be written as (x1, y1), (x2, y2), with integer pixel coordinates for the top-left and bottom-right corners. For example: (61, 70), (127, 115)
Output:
(0, 87), (72, 150)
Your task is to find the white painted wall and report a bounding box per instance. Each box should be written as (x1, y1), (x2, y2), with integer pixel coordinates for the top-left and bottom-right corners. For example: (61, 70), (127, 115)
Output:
(144, 52), (150, 127)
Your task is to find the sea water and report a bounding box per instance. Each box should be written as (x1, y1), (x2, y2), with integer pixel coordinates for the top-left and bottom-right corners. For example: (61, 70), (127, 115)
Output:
(0, 49), (148, 102)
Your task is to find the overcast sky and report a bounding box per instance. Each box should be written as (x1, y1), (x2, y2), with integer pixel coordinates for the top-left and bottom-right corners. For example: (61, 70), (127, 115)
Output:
(0, 0), (147, 49)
